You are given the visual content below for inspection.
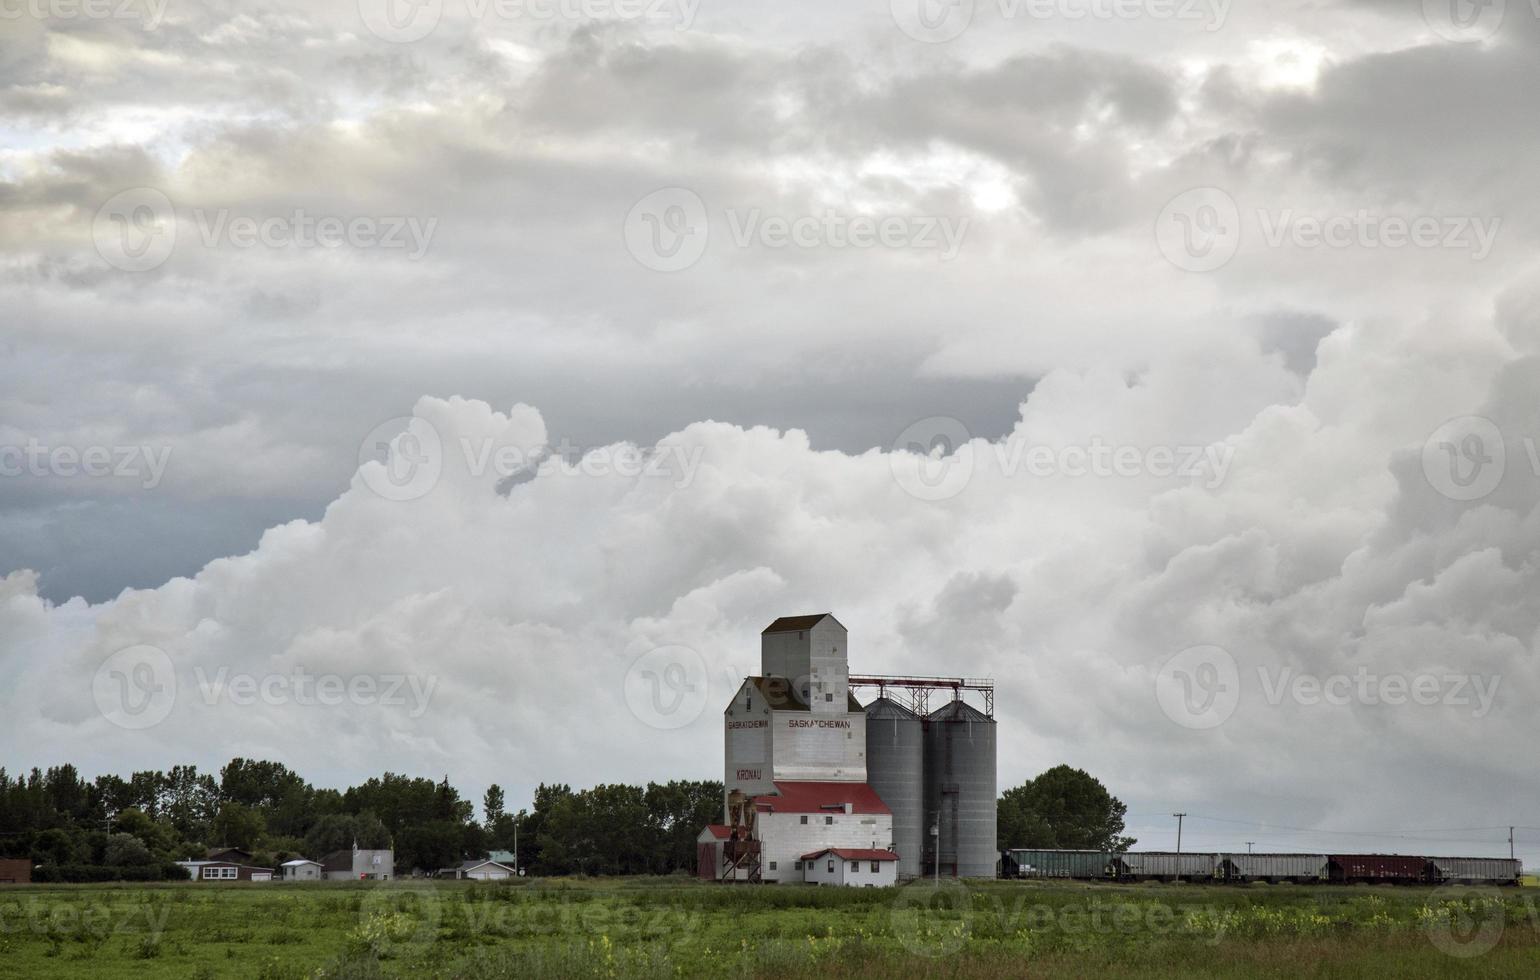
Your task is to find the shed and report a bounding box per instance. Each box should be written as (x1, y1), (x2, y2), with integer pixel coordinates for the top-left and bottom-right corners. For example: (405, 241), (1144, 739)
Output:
(697, 825), (732, 881)
(0, 859), (31, 884)
(281, 859), (324, 881)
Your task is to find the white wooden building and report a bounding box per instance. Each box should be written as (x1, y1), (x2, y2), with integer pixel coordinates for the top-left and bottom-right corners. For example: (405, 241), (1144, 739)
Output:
(748, 781), (893, 884)
(800, 848), (900, 887)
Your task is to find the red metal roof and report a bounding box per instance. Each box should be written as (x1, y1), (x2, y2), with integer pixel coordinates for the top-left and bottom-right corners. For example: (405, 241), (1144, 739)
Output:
(801, 848), (900, 862)
(753, 781), (891, 815)
(702, 824), (732, 840)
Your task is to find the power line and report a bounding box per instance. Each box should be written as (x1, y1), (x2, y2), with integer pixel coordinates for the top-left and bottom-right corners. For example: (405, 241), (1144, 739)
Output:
(1132, 812), (1513, 833)
(1189, 814), (1509, 834)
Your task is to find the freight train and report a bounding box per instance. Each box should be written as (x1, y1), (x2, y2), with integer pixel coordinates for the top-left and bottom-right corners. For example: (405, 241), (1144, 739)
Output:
(1000, 849), (1521, 886)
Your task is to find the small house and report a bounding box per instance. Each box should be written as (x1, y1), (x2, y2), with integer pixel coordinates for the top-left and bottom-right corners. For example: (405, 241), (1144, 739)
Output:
(177, 860), (275, 882)
(800, 848), (900, 887)
(281, 859), (324, 881)
(441, 859), (517, 880)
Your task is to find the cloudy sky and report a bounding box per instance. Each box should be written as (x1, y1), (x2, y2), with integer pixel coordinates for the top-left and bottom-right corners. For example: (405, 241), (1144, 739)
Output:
(5, 0), (1540, 861)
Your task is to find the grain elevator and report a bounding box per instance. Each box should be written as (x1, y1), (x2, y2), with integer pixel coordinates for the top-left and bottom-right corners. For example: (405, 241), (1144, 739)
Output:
(698, 613), (996, 884)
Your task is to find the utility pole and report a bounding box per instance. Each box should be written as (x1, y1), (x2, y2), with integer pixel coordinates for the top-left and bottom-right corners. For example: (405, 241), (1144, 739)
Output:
(1246, 841), (1254, 854)
(1173, 813), (1187, 883)
(1510, 827), (1515, 862)
(932, 822), (940, 883)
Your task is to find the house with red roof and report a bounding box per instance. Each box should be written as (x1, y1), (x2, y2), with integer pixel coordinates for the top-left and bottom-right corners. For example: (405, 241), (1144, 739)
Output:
(800, 848), (900, 887)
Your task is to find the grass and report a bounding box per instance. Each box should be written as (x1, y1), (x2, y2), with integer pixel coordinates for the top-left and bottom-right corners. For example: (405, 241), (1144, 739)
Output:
(0, 877), (1537, 978)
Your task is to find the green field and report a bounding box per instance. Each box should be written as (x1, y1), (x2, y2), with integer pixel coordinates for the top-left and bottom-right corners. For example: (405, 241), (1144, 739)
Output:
(2, 878), (1538, 979)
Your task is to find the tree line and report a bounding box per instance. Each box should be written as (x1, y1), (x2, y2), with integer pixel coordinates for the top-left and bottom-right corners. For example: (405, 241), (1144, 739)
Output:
(0, 759), (1130, 881)
(0, 761), (720, 880)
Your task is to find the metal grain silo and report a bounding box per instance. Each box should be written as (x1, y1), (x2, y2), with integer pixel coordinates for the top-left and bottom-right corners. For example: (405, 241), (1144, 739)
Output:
(865, 696), (924, 879)
(923, 699), (997, 878)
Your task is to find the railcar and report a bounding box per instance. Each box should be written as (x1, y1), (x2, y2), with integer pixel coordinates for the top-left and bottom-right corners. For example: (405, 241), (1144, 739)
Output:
(1425, 856), (1521, 886)
(1328, 854), (1427, 884)
(1002, 849), (1114, 880)
(1220, 853), (1329, 884)
(1112, 851), (1220, 882)
(998, 849), (1522, 887)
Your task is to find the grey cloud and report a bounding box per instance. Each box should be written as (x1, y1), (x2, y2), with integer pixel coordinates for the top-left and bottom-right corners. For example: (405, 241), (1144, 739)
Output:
(4, 0), (1540, 857)
(1257, 310), (1338, 376)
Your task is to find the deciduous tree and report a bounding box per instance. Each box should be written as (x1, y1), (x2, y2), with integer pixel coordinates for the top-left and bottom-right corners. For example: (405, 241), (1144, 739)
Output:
(997, 765), (1135, 852)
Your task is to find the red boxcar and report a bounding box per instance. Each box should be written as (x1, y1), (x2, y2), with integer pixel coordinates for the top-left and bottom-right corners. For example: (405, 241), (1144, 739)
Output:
(1329, 854), (1427, 884)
